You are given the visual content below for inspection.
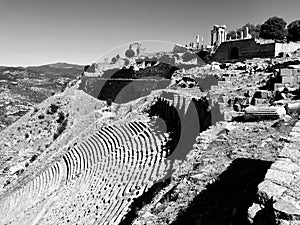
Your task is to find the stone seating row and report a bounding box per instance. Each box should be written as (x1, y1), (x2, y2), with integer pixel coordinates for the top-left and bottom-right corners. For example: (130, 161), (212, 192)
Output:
(0, 120), (170, 224)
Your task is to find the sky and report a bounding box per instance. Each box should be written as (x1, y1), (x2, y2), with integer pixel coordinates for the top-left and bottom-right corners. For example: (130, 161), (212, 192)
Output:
(0, 0), (299, 66)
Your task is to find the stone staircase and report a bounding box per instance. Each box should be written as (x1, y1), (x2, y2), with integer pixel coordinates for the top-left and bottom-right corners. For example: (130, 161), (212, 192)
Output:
(255, 119), (300, 224)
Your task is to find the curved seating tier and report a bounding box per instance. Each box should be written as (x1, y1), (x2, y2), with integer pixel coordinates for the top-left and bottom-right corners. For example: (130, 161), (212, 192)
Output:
(0, 121), (169, 225)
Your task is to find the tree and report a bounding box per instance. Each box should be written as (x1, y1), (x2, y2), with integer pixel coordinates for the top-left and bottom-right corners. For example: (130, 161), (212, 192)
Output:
(226, 30), (237, 40)
(125, 48), (135, 58)
(111, 57), (117, 63)
(287, 20), (300, 42)
(259, 16), (287, 40)
(242, 23), (261, 39)
(124, 59), (130, 66)
(227, 23), (261, 40)
(236, 28), (243, 39)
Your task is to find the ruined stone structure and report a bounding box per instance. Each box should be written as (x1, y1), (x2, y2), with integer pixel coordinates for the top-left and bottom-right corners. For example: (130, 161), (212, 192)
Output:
(210, 24), (300, 62)
(213, 39), (276, 62)
(280, 67), (300, 88)
(211, 24), (227, 48)
(213, 39), (300, 62)
(273, 66), (300, 91)
(1, 39), (300, 225)
(0, 89), (212, 225)
(0, 121), (169, 224)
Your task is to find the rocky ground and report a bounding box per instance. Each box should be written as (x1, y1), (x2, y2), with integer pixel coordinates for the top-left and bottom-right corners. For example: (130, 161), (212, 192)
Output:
(132, 117), (298, 225)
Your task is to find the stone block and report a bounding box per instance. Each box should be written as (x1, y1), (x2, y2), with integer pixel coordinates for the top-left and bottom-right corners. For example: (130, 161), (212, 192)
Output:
(279, 145), (300, 163)
(281, 68), (293, 76)
(288, 102), (300, 113)
(257, 180), (287, 202)
(294, 69), (300, 76)
(225, 81), (233, 87)
(271, 158), (300, 174)
(254, 98), (269, 105)
(218, 81), (226, 87)
(282, 76), (294, 84)
(210, 85), (219, 91)
(248, 203), (262, 222)
(244, 106), (285, 120)
(265, 169), (295, 187)
(230, 76), (237, 82)
(292, 126), (300, 132)
(274, 195), (300, 220)
(274, 83), (285, 91)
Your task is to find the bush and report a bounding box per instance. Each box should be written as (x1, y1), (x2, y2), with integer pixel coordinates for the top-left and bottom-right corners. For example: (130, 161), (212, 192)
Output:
(29, 154), (38, 163)
(57, 111), (65, 123)
(53, 119), (68, 140)
(111, 57), (118, 63)
(242, 23), (261, 39)
(53, 114), (68, 140)
(226, 30), (237, 40)
(46, 103), (59, 115)
(287, 20), (300, 42)
(226, 23), (261, 40)
(38, 114), (45, 119)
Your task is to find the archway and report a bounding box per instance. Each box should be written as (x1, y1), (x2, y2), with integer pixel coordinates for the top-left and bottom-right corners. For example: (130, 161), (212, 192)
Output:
(229, 47), (239, 59)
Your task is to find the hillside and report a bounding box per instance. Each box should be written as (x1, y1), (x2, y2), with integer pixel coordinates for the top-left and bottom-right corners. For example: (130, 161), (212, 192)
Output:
(0, 63), (83, 130)
(0, 49), (300, 225)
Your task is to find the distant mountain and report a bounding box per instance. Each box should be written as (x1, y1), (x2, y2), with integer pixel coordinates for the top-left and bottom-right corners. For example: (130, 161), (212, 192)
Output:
(0, 62), (84, 131)
(26, 62), (84, 77)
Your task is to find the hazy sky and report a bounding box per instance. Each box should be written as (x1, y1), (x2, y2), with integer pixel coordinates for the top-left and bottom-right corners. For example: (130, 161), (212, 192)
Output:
(0, 0), (299, 66)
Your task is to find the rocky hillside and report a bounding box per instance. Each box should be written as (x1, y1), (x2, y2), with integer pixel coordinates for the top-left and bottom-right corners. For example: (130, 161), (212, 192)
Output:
(0, 51), (300, 225)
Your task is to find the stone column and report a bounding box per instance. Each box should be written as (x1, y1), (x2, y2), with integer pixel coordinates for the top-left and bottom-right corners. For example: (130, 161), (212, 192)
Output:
(196, 35), (200, 44)
(245, 27), (249, 38)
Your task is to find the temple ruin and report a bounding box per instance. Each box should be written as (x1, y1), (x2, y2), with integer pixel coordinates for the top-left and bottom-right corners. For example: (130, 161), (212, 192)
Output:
(211, 24), (227, 48)
(210, 24), (300, 62)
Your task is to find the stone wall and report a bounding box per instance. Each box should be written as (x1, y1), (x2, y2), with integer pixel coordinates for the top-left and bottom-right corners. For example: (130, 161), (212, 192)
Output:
(213, 39), (275, 62)
(79, 77), (171, 104)
(275, 42), (300, 56)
